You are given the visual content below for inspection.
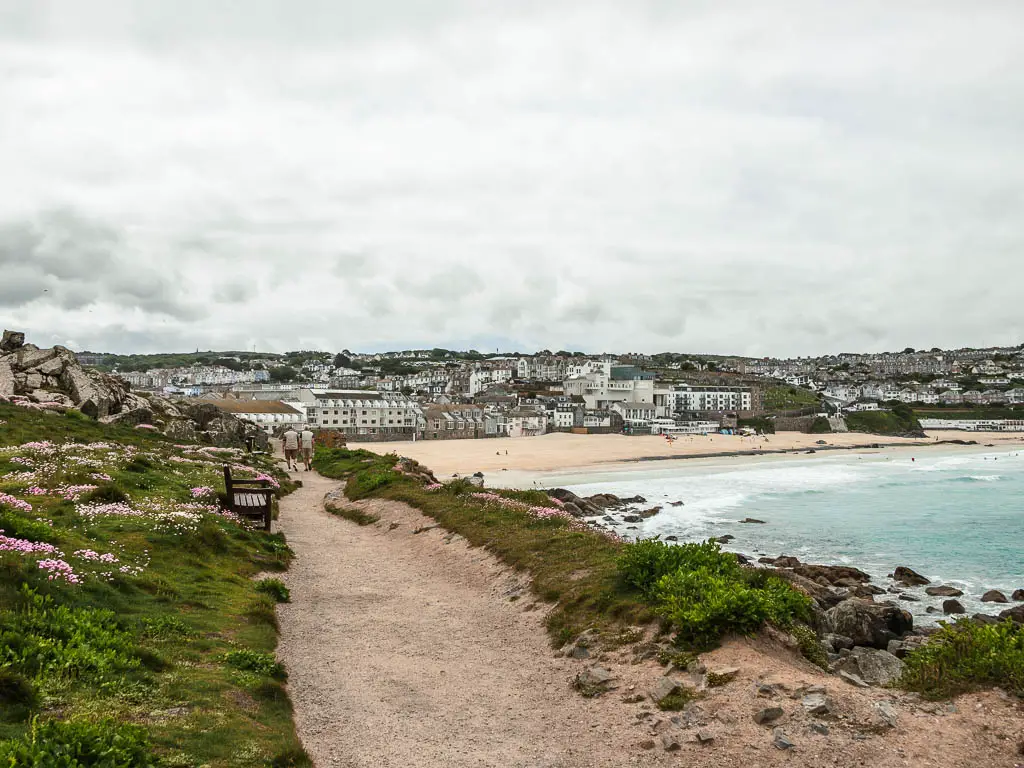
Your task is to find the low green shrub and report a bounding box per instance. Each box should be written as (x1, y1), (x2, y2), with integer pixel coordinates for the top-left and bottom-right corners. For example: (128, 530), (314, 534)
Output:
(0, 718), (156, 767)
(900, 618), (1024, 698)
(345, 469), (401, 500)
(0, 512), (58, 544)
(140, 615), (193, 640)
(222, 649), (286, 680)
(0, 667), (38, 720)
(792, 624), (829, 670)
(656, 689), (695, 711)
(270, 747), (313, 768)
(256, 578), (291, 603)
(808, 417), (832, 434)
(617, 539), (741, 597)
(618, 539), (812, 650)
(0, 591), (140, 685)
(245, 594), (279, 629)
(82, 483), (129, 504)
(124, 455), (156, 473)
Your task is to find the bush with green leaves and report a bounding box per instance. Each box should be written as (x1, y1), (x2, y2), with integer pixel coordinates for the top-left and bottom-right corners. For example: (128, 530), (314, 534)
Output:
(0, 511), (58, 544)
(618, 539), (812, 649)
(900, 618), (1024, 698)
(0, 591), (139, 686)
(346, 469), (401, 500)
(256, 577), (291, 603)
(0, 718), (156, 767)
(222, 649), (287, 680)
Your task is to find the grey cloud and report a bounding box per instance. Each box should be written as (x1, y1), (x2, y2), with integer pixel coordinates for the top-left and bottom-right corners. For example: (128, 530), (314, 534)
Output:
(1, 2), (1023, 354)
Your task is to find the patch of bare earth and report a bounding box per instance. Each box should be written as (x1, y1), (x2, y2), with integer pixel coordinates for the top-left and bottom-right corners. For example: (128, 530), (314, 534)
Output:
(275, 470), (1023, 768)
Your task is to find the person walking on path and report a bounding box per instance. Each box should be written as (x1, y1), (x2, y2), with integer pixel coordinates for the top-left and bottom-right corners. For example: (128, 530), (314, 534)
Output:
(300, 426), (315, 471)
(282, 426), (300, 471)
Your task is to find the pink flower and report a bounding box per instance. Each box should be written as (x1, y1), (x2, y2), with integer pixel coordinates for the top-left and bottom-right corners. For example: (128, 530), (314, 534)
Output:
(37, 559), (80, 584)
(424, 483), (442, 490)
(0, 532), (57, 555)
(0, 492), (32, 514)
(189, 486), (216, 499)
(135, 424), (158, 430)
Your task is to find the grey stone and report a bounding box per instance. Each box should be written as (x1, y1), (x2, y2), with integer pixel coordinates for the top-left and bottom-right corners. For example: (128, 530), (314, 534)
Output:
(898, 593), (920, 602)
(660, 730), (682, 752)
(693, 730), (714, 744)
(840, 647), (905, 687)
(926, 585), (964, 597)
(649, 677), (684, 706)
(972, 613), (1000, 626)
(0, 360), (13, 399)
(809, 722), (830, 736)
(823, 599), (914, 649)
(943, 599), (966, 615)
(824, 633), (854, 651)
(1012, 589), (1024, 601)
(753, 707), (784, 726)
(772, 728), (795, 750)
(839, 670), (870, 688)
(981, 590), (1008, 603)
(801, 693), (833, 716)
(575, 665), (615, 689)
(872, 701), (898, 729)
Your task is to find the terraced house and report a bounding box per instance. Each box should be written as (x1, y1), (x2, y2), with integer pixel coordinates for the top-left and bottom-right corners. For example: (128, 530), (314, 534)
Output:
(297, 389), (422, 441)
(420, 404), (486, 440)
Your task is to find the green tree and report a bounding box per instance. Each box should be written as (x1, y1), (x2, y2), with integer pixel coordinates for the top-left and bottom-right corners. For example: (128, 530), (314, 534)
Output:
(269, 366), (298, 382)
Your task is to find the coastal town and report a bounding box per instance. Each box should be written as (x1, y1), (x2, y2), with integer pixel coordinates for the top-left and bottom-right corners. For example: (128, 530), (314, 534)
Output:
(84, 344), (1024, 441)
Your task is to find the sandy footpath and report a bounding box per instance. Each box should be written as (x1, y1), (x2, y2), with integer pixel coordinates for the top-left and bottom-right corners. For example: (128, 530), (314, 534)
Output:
(273, 464), (1023, 768)
(357, 430), (1024, 477)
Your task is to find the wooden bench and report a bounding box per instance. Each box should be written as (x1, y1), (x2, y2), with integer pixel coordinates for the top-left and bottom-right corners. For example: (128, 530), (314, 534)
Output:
(223, 466), (274, 531)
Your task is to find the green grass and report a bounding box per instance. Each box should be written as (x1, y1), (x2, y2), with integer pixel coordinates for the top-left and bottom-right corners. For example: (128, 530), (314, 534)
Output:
(0, 403), (309, 766)
(846, 404), (924, 437)
(763, 386), (819, 413)
(900, 618), (1024, 699)
(618, 539), (813, 650)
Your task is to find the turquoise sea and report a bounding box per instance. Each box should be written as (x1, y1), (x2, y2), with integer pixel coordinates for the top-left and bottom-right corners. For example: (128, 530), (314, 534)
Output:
(539, 448), (1024, 622)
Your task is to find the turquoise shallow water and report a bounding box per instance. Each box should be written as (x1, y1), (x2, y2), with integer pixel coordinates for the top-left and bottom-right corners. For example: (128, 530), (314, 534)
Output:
(554, 448), (1024, 622)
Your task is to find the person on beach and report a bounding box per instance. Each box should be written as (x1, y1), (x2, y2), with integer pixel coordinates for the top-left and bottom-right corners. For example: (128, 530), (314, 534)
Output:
(282, 427), (299, 471)
(300, 426), (315, 471)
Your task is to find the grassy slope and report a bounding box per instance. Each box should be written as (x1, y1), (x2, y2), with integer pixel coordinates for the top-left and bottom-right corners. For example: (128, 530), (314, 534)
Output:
(763, 385), (819, 412)
(0, 404), (307, 767)
(845, 410), (922, 436)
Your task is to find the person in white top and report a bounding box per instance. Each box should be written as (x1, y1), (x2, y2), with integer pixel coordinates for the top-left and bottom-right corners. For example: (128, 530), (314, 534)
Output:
(282, 427), (299, 471)
(300, 427), (315, 472)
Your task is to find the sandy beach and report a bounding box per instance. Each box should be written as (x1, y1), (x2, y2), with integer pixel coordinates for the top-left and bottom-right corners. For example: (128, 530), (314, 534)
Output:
(357, 430), (1024, 477)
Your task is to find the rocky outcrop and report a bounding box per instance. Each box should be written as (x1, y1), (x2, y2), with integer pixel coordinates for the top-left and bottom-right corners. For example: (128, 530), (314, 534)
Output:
(0, 330), (267, 451)
(823, 599), (913, 650)
(892, 566), (930, 586)
(981, 590), (1008, 603)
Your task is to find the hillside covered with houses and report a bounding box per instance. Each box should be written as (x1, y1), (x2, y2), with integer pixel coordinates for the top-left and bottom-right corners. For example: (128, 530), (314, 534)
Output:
(74, 343), (1024, 441)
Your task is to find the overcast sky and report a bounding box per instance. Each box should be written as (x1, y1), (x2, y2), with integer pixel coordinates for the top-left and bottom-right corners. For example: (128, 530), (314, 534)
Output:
(1, 1), (1022, 357)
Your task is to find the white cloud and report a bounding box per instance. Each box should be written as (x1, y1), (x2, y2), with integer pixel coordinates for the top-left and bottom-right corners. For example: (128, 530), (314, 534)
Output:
(1, 1), (1022, 355)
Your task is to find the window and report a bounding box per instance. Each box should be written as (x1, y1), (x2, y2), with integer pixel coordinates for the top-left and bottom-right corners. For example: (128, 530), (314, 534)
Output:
(332, 419), (338, 425)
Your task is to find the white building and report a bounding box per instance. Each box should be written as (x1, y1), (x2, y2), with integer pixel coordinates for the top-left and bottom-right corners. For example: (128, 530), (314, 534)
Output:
(203, 399), (306, 434)
(297, 389), (422, 439)
(667, 384), (752, 414)
(563, 366), (656, 411)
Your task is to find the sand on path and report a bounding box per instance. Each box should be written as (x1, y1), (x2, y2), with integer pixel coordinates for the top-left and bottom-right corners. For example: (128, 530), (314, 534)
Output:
(355, 430), (1024, 477)
(274, 468), (674, 768)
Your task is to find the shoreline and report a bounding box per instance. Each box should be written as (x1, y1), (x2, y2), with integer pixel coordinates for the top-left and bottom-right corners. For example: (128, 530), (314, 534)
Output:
(358, 430), (1024, 479)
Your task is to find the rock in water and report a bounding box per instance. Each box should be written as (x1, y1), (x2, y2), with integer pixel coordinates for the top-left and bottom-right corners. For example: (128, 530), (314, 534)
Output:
(943, 599), (966, 615)
(1012, 589), (1024, 601)
(981, 590), (1008, 603)
(998, 604), (1024, 623)
(892, 566), (930, 586)
(926, 585), (964, 597)
(823, 599), (913, 649)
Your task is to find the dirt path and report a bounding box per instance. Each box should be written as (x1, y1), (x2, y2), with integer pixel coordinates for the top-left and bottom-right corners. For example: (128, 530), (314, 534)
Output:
(274, 469), (675, 768)
(273, 465), (1024, 768)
